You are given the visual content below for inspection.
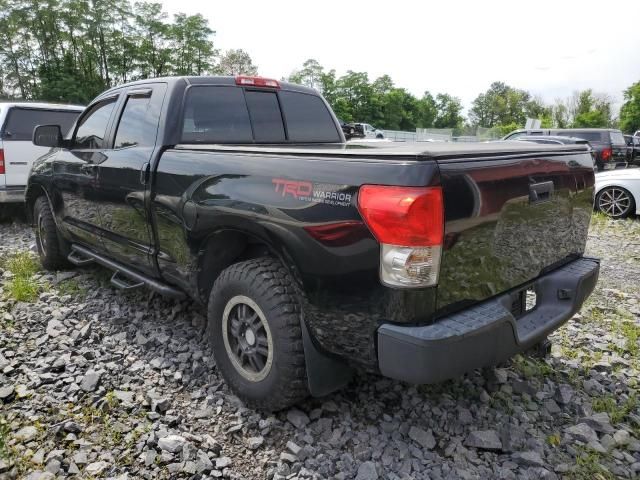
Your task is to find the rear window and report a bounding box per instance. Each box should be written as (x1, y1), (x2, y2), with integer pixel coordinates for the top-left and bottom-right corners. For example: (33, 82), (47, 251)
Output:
(555, 131), (604, 142)
(245, 91), (285, 142)
(609, 131), (626, 145)
(180, 86), (340, 144)
(182, 86), (253, 143)
(279, 91), (340, 142)
(2, 107), (80, 141)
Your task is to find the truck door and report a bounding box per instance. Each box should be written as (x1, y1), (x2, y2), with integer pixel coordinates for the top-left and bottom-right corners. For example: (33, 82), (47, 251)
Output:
(95, 83), (167, 275)
(53, 97), (119, 248)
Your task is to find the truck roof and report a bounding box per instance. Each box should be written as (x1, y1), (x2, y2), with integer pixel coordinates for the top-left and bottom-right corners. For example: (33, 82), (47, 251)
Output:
(0, 101), (84, 111)
(99, 76), (319, 97)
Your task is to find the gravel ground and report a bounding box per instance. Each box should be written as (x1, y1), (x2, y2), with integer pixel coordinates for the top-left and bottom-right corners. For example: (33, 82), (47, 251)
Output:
(0, 213), (639, 480)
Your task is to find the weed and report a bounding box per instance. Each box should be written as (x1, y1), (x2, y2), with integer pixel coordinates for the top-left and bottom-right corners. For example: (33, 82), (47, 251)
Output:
(56, 278), (84, 298)
(592, 393), (638, 424)
(0, 417), (9, 460)
(570, 449), (614, 480)
(2, 252), (42, 302)
(547, 432), (561, 447)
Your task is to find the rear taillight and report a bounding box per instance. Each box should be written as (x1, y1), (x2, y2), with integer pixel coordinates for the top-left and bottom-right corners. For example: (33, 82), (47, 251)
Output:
(0, 149), (5, 174)
(602, 147), (612, 162)
(235, 76), (280, 89)
(358, 185), (444, 288)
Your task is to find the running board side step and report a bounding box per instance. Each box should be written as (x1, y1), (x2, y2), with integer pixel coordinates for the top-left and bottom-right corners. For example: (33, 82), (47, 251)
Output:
(68, 245), (186, 299)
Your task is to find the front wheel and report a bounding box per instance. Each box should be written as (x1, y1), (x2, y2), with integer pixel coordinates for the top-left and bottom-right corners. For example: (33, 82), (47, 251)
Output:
(33, 196), (70, 270)
(596, 186), (635, 219)
(207, 257), (308, 411)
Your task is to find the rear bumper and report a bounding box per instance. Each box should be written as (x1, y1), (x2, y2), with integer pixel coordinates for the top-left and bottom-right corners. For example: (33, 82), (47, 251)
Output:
(0, 186), (26, 203)
(377, 257), (599, 384)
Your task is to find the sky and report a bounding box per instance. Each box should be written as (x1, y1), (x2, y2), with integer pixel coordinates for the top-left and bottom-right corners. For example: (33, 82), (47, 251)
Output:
(161, 0), (640, 114)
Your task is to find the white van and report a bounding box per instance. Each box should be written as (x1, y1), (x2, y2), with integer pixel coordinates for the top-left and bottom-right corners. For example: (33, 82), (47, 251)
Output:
(0, 102), (84, 203)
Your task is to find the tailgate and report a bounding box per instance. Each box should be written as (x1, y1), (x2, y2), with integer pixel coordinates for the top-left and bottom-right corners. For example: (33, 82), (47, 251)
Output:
(435, 149), (594, 313)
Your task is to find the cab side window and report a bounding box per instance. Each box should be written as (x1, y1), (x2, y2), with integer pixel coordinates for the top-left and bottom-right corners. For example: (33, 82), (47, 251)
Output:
(114, 87), (165, 149)
(73, 99), (117, 149)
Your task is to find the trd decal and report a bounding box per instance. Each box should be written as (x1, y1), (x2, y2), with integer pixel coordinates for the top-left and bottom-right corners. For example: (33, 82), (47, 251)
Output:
(273, 178), (313, 197)
(272, 178), (353, 207)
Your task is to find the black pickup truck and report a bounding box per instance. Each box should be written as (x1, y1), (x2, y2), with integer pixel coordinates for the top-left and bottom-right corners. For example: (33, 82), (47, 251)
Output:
(27, 76), (599, 410)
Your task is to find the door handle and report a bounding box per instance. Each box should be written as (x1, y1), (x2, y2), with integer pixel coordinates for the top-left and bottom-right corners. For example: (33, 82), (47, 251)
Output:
(140, 162), (150, 185)
(529, 181), (554, 203)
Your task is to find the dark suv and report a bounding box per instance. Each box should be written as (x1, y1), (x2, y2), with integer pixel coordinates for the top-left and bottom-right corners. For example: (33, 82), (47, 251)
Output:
(624, 134), (639, 164)
(504, 128), (629, 171)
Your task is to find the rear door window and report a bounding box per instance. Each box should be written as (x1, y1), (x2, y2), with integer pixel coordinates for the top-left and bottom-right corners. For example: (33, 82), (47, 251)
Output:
(556, 131), (604, 142)
(2, 108), (81, 140)
(609, 131), (626, 145)
(114, 86), (165, 149)
(182, 86), (253, 143)
(280, 91), (340, 142)
(245, 91), (286, 142)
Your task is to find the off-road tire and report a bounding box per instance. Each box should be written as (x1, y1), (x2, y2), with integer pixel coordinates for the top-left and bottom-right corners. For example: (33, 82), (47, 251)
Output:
(207, 257), (308, 411)
(34, 196), (70, 270)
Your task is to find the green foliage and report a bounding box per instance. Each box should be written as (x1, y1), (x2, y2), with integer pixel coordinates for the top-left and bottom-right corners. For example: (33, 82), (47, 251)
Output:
(0, 0), (220, 101)
(56, 278), (83, 298)
(571, 90), (613, 128)
(469, 81), (533, 127)
(217, 49), (257, 76)
(619, 81), (640, 133)
(2, 252), (41, 302)
(288, 59), (464, 131)
(592, 394), (638, 424)
(571, 448), (615, 480)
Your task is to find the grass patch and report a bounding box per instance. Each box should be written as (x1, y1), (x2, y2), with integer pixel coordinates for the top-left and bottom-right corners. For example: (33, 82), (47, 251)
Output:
(56, 278), (84, 298)
(512, 354), (555, 379)
(570, 449), (614, 480)
(589, 212), (610, 232)
(0, 416), (9, 460)
(592, 393), (638, 424)
(2, 252), (42, 302)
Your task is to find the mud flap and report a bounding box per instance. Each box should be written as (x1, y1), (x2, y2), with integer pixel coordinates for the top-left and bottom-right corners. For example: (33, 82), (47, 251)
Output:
(301, 320), (354, 397)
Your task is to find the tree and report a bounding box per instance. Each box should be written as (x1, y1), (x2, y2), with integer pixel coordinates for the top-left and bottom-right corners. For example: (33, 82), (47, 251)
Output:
(288, 58), (323, 90)
(434, 93), (464, 129)
(217, 48), (257, 76)
(0, 0), (219, 101)
(618, 81), (640, 133)
(469, 82), (531, 127)
(570, 89), (612, 128)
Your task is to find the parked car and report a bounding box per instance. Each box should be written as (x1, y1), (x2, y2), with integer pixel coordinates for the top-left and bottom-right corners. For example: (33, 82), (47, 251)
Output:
(512, 136), (596, 169)
(353, 122), (384, 139)
(624, 134), (639, 164)
(0, 102), (83, 204)
(594, 169), (640, 218)
(503, 128), (629, 171)
(28, 76), (599, 410)
(338, 119), (364, 140)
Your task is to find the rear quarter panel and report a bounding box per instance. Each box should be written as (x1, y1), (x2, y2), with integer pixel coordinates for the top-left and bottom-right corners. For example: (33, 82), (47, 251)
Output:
(153, 148), (440, 367)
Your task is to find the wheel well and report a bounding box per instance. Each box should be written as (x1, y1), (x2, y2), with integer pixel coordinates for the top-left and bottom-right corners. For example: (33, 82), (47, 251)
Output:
(196, 230), (277, 303)
(25, 184), (47, 224)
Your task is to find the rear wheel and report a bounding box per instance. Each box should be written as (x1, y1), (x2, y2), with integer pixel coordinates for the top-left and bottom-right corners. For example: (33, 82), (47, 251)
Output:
(596, 186), (635, 219)
(33, 197), (70, 270)
(207, 257), (308, 411)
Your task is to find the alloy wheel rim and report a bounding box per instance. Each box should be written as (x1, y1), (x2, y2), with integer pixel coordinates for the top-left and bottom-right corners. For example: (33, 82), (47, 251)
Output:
(599, 188), (631, 217)
(222, 295), (273, 382)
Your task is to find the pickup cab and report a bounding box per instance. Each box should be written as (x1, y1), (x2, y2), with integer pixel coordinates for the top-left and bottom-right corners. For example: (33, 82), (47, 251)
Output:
(27, 76), (599, 410)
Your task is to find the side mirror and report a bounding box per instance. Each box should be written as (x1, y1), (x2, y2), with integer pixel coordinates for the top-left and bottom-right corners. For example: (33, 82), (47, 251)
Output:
(33, 124), (63, 148)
